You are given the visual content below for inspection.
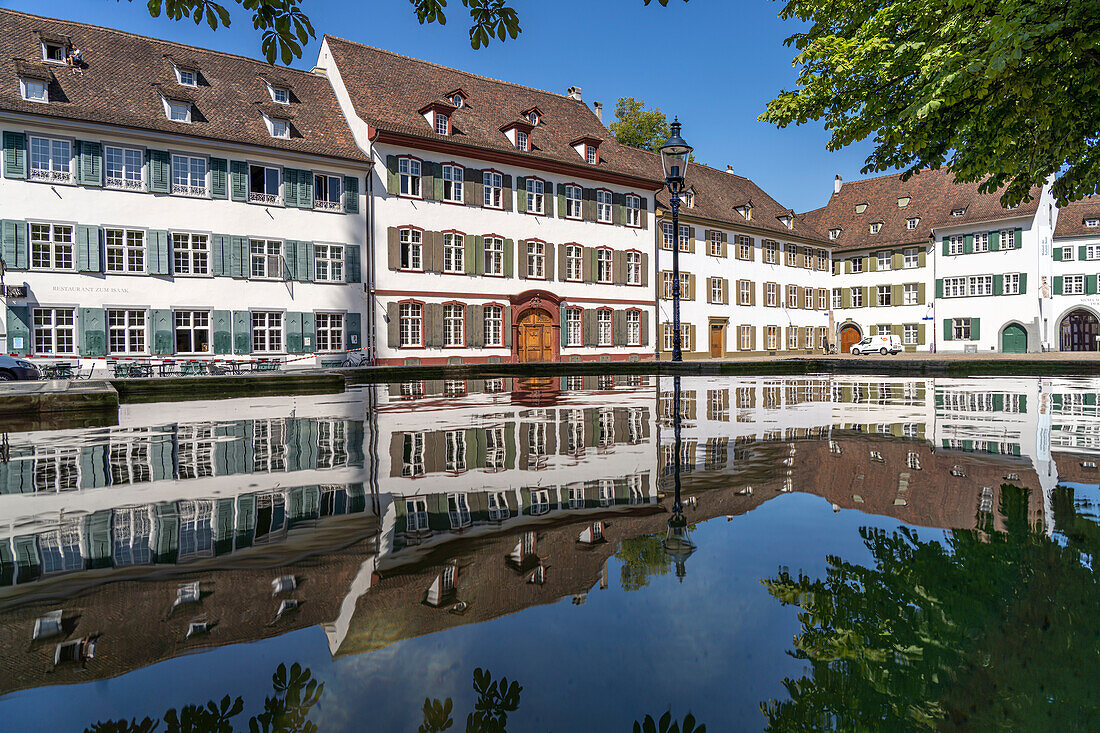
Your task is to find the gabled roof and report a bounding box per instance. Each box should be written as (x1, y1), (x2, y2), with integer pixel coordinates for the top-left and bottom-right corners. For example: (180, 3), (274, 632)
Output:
(801, 168), (1042, 253)
(0, 9), (366, 162)
(1054, 194), (1100, 239)
(322, 35), (661, 185)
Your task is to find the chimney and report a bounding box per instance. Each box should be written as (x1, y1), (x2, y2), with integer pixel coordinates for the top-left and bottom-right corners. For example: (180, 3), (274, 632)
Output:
(726, 165), (735, 175)
(593, 101), (603, 122)
(834, 174), (843, 194)
(567, 86), (582, 101)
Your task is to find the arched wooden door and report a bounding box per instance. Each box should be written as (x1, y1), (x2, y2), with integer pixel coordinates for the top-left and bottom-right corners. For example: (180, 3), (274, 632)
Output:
(516, 308), (553, 362)
(1061, 310), (1099, 351)
(1001, 323), (1027, 353)
(839, 324), (861, 354)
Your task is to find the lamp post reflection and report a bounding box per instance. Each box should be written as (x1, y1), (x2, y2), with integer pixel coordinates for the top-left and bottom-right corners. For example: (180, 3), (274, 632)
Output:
(664, 374), (696, 579)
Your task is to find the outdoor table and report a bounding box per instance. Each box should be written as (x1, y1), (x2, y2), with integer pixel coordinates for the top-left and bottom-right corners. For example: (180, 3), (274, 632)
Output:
(252, 359), (282, 372)
(128, 364), (153, 378)
(180, 361), (209, 376)
(40, 362), (75, 380)
(158, 362), (179, 377)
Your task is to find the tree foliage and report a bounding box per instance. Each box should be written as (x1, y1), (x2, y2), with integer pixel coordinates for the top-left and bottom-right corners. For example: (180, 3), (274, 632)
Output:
(759, 484), (1100, 730)
(610, 97), (674, 153)
(418, 667), (523, 733)
(762, 0), (1100, 205)
(615, 532), (673, 591)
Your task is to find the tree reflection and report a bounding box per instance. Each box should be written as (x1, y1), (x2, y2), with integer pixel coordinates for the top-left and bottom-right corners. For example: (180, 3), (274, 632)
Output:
(82, 663), (322, 733)
(760, 484), (1100, 730)
(616, 533), (673, 591)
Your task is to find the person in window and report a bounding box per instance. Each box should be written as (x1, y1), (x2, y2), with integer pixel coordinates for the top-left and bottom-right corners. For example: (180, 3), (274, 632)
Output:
(66, 46), (84, 71)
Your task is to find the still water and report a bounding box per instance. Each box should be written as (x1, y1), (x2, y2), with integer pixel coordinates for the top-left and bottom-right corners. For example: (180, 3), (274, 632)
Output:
(0, 374), (1096, 731)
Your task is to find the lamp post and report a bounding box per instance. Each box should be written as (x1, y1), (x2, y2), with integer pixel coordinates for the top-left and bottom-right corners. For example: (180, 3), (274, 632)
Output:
(660, 119), (693, 363)
(663, 373), (696, 581)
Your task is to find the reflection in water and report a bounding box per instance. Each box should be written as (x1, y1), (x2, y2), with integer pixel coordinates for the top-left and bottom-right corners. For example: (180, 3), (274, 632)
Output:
(419, 668), (523, 733)
(0, 375), (1097, 729)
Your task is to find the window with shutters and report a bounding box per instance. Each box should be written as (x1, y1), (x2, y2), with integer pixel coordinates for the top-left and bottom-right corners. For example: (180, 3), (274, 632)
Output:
(394, 157), (425, 200)
(525, 178), (545, 214)
(171, 154), (207, 197)
(677, 225), (691, 251)
(399, 303), (422, 347)
(105, 145), (145, 190)
(626, 251), (642, 285)
(737, 235), (752, 260)
(787, 286), (798, 308)
(30, 223), (74, 270)
(877, 251), (891, 270)
(250, 239), (283, 279)
(314, 174), (343, 211)
(1004, 273), (1021, 295)
(565, 244), (583, 281)
(484, 305), (503, 347)
(804, 287), (814, 308)
(564, 185), (582, 218)
(661, 222), (674, 250)
(1060, 246), (1075, 261)
(625, 194), (642, 227)
(446, 432), (468, 474)
(315, 313), (344, 351)
(706, 230), (722, 257)
(944, 276), (967, 297)
(106, 228), (146, 273)
(483, 170), (503, 208)
(877, 285), (891, 306)
(596, 248), (613, 283)
(596, 189), (613, 222)
(434, 233), (461, 274)
(903, 283), (918, 305)
(851, 287), (864, 307)
(249, 164), (281, 204)
(832, 288), (841, 309)
(708, 277), (722, 304)
(766, 282), (778, 307)
(740, 325), (752, 350)
(850, 256), (864, 273)
(627, 310), (641, 346)
(763, 239), (778, 264)
(564, 308), (583, 346)
(805, 326), (816, 349)
(29, 136), (72, 183)
(597, 309), (613, 346)
(20, 78), (48, 103)
(399, 229), (423, 271)
(968, 275), (993, 296)
(786, 244), (798, 267)
(903, 324), (918, 345)
(107, 309), (147, 355)
(443, 304), (464, 347)
(526, 240), (545, 278)
(973, 232), (989, 252)
(1084, 244), (1100, 260)
(788, 328), (798, 349)
(952, 318), (972, 340)
(251, 311), (283, 352)
(174, 310), (210, 353)
(402, 434), (425, 476)
(817, 290), (828, 310)
(766, 326), (778, 349)
(739, 280), (751, 305)
(33, 307), (75, 355)
(817, 249), (828, 269)
(903, 247), (919, 268)
(484, 237), (504, 276)
(662, 323), (691, 351)
(948, 234), (964, 255)
(314, 243), (344, 282)
(441, 164), (463, 202)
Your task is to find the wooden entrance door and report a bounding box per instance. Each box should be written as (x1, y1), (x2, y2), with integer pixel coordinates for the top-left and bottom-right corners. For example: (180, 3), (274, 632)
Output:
(839, 325), (861, 354)
(517, 309), (553, 362)
(1061, 310), (1098, 351)
(1001, 323), (1027, 353)
(710, 324), (724, 357)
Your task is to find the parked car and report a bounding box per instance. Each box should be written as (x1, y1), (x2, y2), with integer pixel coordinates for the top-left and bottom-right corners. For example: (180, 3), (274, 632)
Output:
(0, 355), (40, 380)
(849, 335), (902, 356)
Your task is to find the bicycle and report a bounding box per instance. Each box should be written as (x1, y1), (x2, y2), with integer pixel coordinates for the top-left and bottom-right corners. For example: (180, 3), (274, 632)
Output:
(340, 352), (370, 368)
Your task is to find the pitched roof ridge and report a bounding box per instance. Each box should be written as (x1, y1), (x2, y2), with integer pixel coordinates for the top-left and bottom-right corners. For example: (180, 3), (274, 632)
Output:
(1, 7), (325, 82)
(833, 166), (945, 192)
(323, 34), (583, 103)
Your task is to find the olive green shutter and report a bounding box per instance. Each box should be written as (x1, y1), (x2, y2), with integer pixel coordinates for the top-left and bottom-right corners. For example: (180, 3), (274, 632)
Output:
(943, 319), (953, 342)
(582, 187), (596, 221)
(1018, 273), (1027, 294)
(503, 306), (512, 348)
(917, 282), (926, 304)
(148, 150), (171, 193)
(583, 309), (597, 346)
(343, 175), (359, 213)
(233, 310), (251, 353)
(918, 249), (927, 267)
(210, 157), (228, 199)
(891, 284), (902, 306)
(2, 220), (28, 269)
(545, 242), (555, 280)
(612, 192), (623, 225)
(502, 174), (513, 212)
(466, 304), (484, 347)
(583, 247), (595, 283)
(971, 318), (980, 339)
(641, 253), (649, 287)
(230, 160), (248, 201)
(152, 309), (173, 354)
(387, 303), (400, 348)
(284, 169), (299, 207)
(424, 303), (443, 347)
(544, 182), (555, 217)
(2, 131), (27, 179)
(80, 308), (106, 356)
(517, 239), (528, 280)
(640, 311), (650, 346)
(503, 239), (514, 277)
(1053, 276), (1063, 295)
(515, 176), (527, 213)
(213, 310), (232, 353)
(385, 155), (399, 195)
(613, 310), (626, 346)
(76, 225), (101, 272)
(464, 168), (481, 206)
(612, 250), (625, 285)
(148, 230), (170, 275)
(76, 140), (102, 186)
(6, 306), (30, 355)
(474, 236), (485, 275)
(891, 252), (903, 270)
(841, 287), (851, 308)
(556, 183), (566, 218)
(421, 162), (437, 201)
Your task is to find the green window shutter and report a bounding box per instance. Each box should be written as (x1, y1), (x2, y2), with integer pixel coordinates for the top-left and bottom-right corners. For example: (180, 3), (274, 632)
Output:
(286, 311), (304, 353)
(385, 155), (398, 195)
(346, 244), (362, 283)
(867, 255), (876, 272)
(231, 236), (247, 277)
(210, 158), (228, 199)
(284, 169), (299, 207)
(516, 177), (527, 213)
(993, 274), (1003, 295)
(3, 131), (27, 179)
(6, 306), (30, 355)
(989, 230), (999, 250)
(421, 162), (436, 202)
(1014, 228), (1022, 249)
(284, 241), (298, 280)
(151, 309), (173, 354)
(147, 150), (170, 194)
(503, 238), (514, 277)
(346, 312), (362, 350)
(298, 169), (314, 209)
(1088, 275), (1098, 295)
(464, 234), (477, 274)
(1, 220), (28, 269)
(613, 310), (626, 345)
(302, 312), (316, 353)
(296, 241), (314, 281)
(917, 323), (926, 345)
(841, 288), (851, 308)
(463, 167), (482, 206)
(963, 234), (973, 254)
(544, 182), (555, 217)
(502, 175), (513, 212)
(473, 236), (485, 275)
(80, 308), (106, 356)
(1082, 245), (1089, 261)
(148, 230), (170, 275)
(343, 175), (359, 213)
(1054, 275), (1063, 295)
(230, 160), (248, 201)
(941, 237), (949, 256)
(891, 283), (902, 305)
(76, 140), (102, 186)
(233, 310), (251, 353)
(943, 319), (953, 342)
(936, 278), (944, 298)
(556, 183), (566, 219)
(503, 306), (512, 348)
(213, 310), (232, 353)
(612, 192), (623, 226)
(971, 318), (980, 340)
(918, 249), (927, 267)
(844, 259), (852, 274)
(76, 225), (101, 272)
(211, 234), (229, 276)
(1018, 273), (1027, 294)
(918, 282), (926, 304)
(1053, 247), (1062, 261)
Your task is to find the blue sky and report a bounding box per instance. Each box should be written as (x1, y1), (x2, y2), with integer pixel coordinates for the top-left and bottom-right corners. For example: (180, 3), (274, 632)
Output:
(7, 0), (887, 212)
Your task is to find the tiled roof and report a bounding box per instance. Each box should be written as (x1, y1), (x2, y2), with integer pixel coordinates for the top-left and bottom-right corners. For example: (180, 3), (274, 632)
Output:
(323, 35), (661, 185)
(1053, 194), (1100, 239)
(800, 168), (1042, 253)
(0, 9), (366, 162)
(654, 158), (831, 242)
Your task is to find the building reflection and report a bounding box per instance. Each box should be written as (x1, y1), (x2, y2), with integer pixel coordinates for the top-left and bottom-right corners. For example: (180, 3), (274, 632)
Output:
(0, 374), (1094, 696)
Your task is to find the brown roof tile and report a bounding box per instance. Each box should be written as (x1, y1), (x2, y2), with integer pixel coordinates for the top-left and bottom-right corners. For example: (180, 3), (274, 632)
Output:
(0, 9), (366, 163)
(1053, 194), (1100, 239)
(801, 168), (1042, 253)
(323, 35), (661, 186)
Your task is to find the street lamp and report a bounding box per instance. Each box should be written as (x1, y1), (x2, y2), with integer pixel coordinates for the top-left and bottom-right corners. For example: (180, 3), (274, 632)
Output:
(660, 119), (693, 363)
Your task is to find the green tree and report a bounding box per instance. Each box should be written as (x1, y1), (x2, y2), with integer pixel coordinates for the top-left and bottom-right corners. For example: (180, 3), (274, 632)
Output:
(762, 0), (1100, 205)
(759, 485), (1100, 730)
(615, 532), (673, 591)
(125, 1), (689, 63)
(610, 97), (673, 153)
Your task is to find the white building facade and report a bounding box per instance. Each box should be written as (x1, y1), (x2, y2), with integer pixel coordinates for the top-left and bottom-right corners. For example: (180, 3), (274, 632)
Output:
(1049, 194), (1100, 351)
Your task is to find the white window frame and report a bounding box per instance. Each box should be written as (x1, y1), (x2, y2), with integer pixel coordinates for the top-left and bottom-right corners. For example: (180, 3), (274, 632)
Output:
(313, 173), (343, 211)
(627, 310), (641, 346)
(903, 283), (918, 305)
(174, 310), (211, 354)
(314, 243), (344, 282)
(20, 78), (48, 103)
(171, 154), (208, 197)
(32, 307), (76, 355)
(41, 41), (66, 64)
(832, 288), (841, 309)
(105, 228), (147, 274)
(443, 233), (464, 274)
(877, 251), (891, 270)
(626, 251), (642, 285)
(250, 239), (283, 280)
(167, 99), (192, 123)
(28, 135), (72, 183)
(973, 231), (989, 252)
(968, 274), (993, 296)
(596, 189), (613, 223)
(851, 287), (864, 307)
(315, 312), (345, 352)
(484, 237), (504, 276)
(443, 304), (464, 347)
(565, 184), (582, 219)
(248, 164), (282, 205)
(251, 311), (284, 353)
(526, 240), (545, 279)
(764, 240), (778, 264)
(516, 129), (528, 151)
(944, 276), (967, 298)
(441, 164), (463, 202)
(903, 247), (919, 268)
(483, 305), (504, 347)
(948, 234), (965, 255)
(525, 178), (545, 214)
(565, 244), (583, 281)
(398, 157), (422, 198)
(107, 308), (148, 355)
(1004, 273), (1021, 295)
(399, 228), (423, 271)
(564, 308), (583, 347)
(435, 112), (449, 135)
(596, 248), (613, 284)
(172, 232), (210, 277)
(30, 222), (75, 271)
(1065, 275), (1086, 295)
(105, 145), (145, 191)
(175, 66), (197, 87)
(850, 257), (864, 273)
(399, 303), (423, 347)
(625, 194), (641, 227)
(903, 324), (918, 345)
(482, 171), (503, 208)
(596, 310), (613, 347)
(269, 118), (290, 140)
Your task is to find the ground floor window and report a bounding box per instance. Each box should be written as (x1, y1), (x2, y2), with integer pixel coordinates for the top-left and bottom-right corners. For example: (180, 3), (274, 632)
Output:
(876, 325), (891, 336)
(484, 305), (503, 347)
(597, 310), (613, 346)
(33, 307), (76, 354)
(788, 329), (798, 349)
(564, 309), (583, 347)
(766, 326), (778, 350)
(953, 318), (972, 340)
(443, 304), (464, 347)
(251, 311), (283, 352)
(399, 303), (422, 347)
(903, 324), (918, 345)
(663, 324), (691, 351)
(627, 311), (641, 346)
(174, 310), (210, 354)
(315, 312), (344, 352)
(740, 325), (752, 350)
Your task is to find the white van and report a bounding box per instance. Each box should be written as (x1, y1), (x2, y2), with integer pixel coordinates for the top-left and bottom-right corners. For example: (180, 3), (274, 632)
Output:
(849, 334), (902, 355)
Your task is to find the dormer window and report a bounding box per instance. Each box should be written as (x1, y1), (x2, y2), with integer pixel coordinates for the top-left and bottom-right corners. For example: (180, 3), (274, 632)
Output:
(684, 190), (694, 208)
(1086, 218), (1100, 228)
(435, 112), (450, 136)
(20, 78), (48, 103)
(855, 202), (867, 214)
(586, 145), (598, 164)
(516, 129), (529, 151)
(736, 204), (752, 220)
(907, 217), (919, 230)
(828, 228), (840, 240)
(175, 67), (197, 87)
(897, 196), (910, 207)
(779, 215), (793, 230)
(166, 99), (191, 123)
(1005, 203), (1019, 210)
(42, 41), (66, 64)
(529, 111), (540, 125)
(452, 93), (465, 108)
(270, 86), (290, 104)
(869, 222), (882, 234)
(270, 118), (290, 139)
(951, 208), (966, 217)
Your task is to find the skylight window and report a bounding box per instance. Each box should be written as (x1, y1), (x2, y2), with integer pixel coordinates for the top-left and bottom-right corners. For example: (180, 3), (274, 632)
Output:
(167, 99), (191, 123)
(176, 67), (197, 87)
(271, 86), (289, 104)
(20, 78), (48, 103)
(829, 228), (840, 240)
(907, 218), (919, 229)
(869, 222), (882, 233)
(897, 196), (910, 207)
(1086, 218), (1100, 228)
(855, 202), (867, 213)
(951, 208), (966, 217)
